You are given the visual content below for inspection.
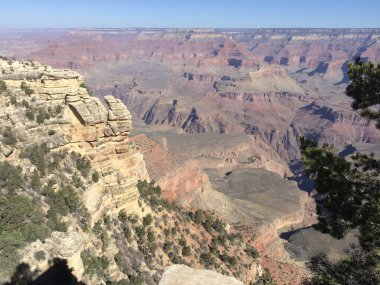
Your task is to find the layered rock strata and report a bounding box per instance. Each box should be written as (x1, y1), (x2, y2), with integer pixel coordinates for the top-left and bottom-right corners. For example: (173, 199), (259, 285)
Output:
(130, 134), (209, 201)
(0, 58), (149, 279)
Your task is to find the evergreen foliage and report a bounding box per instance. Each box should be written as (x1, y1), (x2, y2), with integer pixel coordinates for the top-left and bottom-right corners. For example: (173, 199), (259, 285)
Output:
(301, 58), (380, 285)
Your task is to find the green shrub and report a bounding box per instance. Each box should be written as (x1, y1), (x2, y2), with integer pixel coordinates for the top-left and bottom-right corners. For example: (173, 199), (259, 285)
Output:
(20, 82), (34, 96)
(92, 171), (100, 182)
(0, 80), (6, 92)
(81, 250), (109, 278)
(164, 228), (170, 237)
(34, 250), (46, 261)
(114, 252), (128, 274)
(163, 241), (173, 251)
(93, 220), (103, 236)
(36, 108), (49, 124)
(194, 209), (204, 224)
(103, 215), (111, 226)
(0, 193), (50, 273)
(129, 274), (145, 285)
(182, 245), (191, 257)
(80, 82), (93, 96)
(118, 210), (128, 224)
(200, 252), (215, 267)
(203, 215), (213, 231)
(123, 225), (132, 241)
(228, 256), (238, 267)
(21, 99), (29, 108)
(10, 95), (17, 106)
(101, 231), (110, 250)
(2, 126), (17, 146)
(143, 214), (153, 227)
(46, 209), (67, 232)
(147, 230), (155, 243)
(246, 245), (259, 259)
(48, 130), (55, 136)
(213, 218), (225, 233)
(22, 144), (49, 175)
(25, 107), (35, 121)
(43, 184), (81, 219)
(135, 226), (145, 240)
(0, 161), (24, 191)
(71, 152), (91, 177)
(30, 169), (42, 190)
(72, 174), (84, 189)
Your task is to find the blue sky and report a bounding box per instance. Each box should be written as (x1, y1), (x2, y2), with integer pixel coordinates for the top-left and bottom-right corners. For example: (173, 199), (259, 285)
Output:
(0, 0), (379, 29)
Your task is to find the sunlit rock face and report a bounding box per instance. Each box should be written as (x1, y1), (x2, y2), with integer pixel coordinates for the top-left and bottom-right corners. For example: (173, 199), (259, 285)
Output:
(0, 59), (149, 280)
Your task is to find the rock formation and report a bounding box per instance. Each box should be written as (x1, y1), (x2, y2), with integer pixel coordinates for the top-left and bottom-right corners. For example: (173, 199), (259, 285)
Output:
(159, 265), (245, 285)
(129, 134), (210, 201)
(3, 28), (380, 165)
(0, 58), (266, 285)
(0, 58), (150, 281)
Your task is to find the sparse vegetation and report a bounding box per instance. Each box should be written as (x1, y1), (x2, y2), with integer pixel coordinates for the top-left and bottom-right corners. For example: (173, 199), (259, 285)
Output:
(143, 214), (153, 227)
(246, 245), (259, 259)
(80, 82), (93, 96)
(92, 171), (100, 182)
(0, 161), (24, 192)
(71, 152), (91, 177)
(22, 143), (50, 175)
(2, 126), (17, 146)
(20, 82), (34, 96)
(81, 250), (110, 278)
(0, 191), (50, 273)
(34, 250), (46, 261)
(0, 79), (7, 92)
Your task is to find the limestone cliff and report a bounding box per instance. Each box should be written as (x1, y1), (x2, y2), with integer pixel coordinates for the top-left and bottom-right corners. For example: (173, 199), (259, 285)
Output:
(1, 58), (149, 221)
(0, 58), (149, 281)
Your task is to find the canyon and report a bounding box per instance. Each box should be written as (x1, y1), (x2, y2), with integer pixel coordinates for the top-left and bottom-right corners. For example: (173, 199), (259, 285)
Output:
(0, 58), (267, 285)
(1, 28), (380, 284)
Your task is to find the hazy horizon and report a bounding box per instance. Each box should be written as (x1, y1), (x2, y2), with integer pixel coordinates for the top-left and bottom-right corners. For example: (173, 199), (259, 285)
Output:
(1, 0), (379, 29)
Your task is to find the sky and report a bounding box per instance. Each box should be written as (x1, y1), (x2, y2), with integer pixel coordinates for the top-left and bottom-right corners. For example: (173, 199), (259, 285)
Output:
(0, 0), (379, 29)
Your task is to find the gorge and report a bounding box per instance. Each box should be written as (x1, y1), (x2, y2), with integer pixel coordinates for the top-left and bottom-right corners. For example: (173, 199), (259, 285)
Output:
(0, 28), (379, 285)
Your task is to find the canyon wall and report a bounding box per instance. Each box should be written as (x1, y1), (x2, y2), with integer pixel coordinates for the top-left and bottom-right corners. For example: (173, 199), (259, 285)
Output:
(4, 28), (380, 71)
(0, 58), (267, 285)
(2, 28), (380, 164)
(130, 134), (209, 201)
(0, 58), (149, 280)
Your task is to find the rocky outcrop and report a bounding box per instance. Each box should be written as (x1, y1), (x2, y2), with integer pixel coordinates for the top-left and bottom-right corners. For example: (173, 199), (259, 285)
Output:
(19, 232), (86, 278)
(130, 134), (208, 201)
(1, 59), (149, 223)
(159, 265), (244, 285)
(0, 58), (150, 281)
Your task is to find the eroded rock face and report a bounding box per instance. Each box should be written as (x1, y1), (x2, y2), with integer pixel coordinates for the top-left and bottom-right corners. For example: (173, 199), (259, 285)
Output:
(2, 29), (380, 164)
(0, 59), (149, 281)
(19, 232), (86, 278)
(159, 264), (244, 285)
(5, 28), (380, 71)
(130, 134), (209, 201)
(1, 58), (149, 222)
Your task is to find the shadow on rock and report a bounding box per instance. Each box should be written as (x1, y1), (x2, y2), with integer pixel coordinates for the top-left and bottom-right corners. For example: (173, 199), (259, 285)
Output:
(287, 159), (314, 193)
(3, 258), (86, 285)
